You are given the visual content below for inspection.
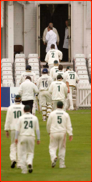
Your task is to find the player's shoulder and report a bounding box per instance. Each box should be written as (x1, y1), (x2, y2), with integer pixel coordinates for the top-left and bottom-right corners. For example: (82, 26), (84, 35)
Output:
(8, 105), (13, 110)
(50, 67), (54, 71)
(49, 110), (56, 116)
(52, 80), (56, 84)
(63, 110), (69, 117)
(53, 27), (57, 30)
(31, 71), (36, 76)
(20, 103), (25, 108)
(57, 49), (62, 53)
(48, 75), (52, 79)
(21, 71), (25, 77)
(62, 81), (66, 85)
(32, 114), (38, 121)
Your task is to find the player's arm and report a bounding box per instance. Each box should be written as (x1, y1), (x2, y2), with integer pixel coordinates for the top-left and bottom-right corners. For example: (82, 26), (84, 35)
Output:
(64, 73), (70, 93)
(50, 68), (53, 78)
(46, 32), (49, 42)
(33, 83), (39, 95)
(76, 73), (79, 83)
(53, 72), (57, 80)
(59, 51), (63, 61)
(55, 28), (60, 44)
(45, 52), (49, 63)
(33, 73), (37, 85)
(35, 117), (40, 144)
(49, 83), (53, 95)
(66, 114), (73, 141)
(19, 74), (23, 85)
(4, 107), (11, 137)
(64, 84), (68, 98)
(49, 77), (53, 85)
(37, 78), (40, 89)
(66, 81), (70, 93)
(47, 114), (52, 134)
(42, 28), (47, 44)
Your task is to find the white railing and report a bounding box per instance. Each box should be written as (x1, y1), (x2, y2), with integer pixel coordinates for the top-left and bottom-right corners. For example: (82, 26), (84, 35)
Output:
(76, 83), (91, 108)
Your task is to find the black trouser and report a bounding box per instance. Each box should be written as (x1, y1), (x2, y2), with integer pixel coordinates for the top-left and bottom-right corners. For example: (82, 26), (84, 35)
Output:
(62, 48), (68, 62)
(22, 100), (33, 113)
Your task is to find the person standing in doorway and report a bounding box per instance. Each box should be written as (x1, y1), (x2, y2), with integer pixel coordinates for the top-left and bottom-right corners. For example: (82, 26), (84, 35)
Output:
(63, 20), (69, 62)
(46, 26), (58, 53)
(43, 23), (60, 46)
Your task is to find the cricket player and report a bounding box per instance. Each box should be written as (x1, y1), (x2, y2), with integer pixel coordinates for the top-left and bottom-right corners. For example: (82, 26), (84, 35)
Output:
(50, 60), (59, 80)
(18, 76), (38, 113)
(49, 74), (68, 110)
(64, 66), (79, 110)
(19, 65), (36, 84)
(4, 95), (24, 168)
(45, 44), (63, 70)
(37, 68), (52, 121)
(15, 105), (40, 174)
(54, 65), (70, 92)
(47, 101), (73, 168)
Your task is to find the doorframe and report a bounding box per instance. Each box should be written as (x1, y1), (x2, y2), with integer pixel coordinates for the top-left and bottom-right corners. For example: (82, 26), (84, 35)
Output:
(37, 2), (73, 62)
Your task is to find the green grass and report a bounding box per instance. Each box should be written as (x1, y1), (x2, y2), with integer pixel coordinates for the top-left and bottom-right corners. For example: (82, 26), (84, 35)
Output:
(1, 110), (91, 181)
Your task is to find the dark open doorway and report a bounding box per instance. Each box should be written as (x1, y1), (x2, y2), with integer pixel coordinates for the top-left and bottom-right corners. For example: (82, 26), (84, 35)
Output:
(40, 4), (68, 61)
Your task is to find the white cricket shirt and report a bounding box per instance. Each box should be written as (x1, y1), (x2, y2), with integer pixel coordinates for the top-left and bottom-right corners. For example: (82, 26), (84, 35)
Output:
(47, 108), (73, 136)
(37, 74), (52, 91)
(16, 112), (40, 137)
(64, 70), (79, 87)
(45, 49), (63, 65)
(50, 66), (59, 80)
(4, 103), (24, 131)
(19, 71), (36, 84)
(49, 80), (68, 101)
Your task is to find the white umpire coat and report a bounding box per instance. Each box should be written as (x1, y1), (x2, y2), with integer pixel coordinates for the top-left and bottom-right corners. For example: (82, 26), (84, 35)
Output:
(63, 27), (69, 49)
(43, 27), (60, 44)
(46, 30), (57, 53)
(18, 79), (39, 101)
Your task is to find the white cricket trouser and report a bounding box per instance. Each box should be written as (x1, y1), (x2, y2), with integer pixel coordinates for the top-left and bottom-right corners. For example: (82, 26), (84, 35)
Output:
(52, 99), (66, 111)
(49, 133), (66, 166)
(20, 135), (35, 173)
(67, 86), (74, 110)
(39, 91), (52, 120)
(10, 131), (20, 165)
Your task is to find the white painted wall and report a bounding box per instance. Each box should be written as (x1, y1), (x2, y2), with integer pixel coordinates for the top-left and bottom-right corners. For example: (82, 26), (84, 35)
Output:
(14, 2), (24, 46)
(71, 1), (84, 57)
(5, 2), (8, 58)
(1, 1), (4, 28)
(24, 3), (36, 57)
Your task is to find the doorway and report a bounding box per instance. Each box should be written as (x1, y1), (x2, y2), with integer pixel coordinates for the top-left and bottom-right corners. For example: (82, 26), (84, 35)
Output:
(37, 4), (71, 62)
